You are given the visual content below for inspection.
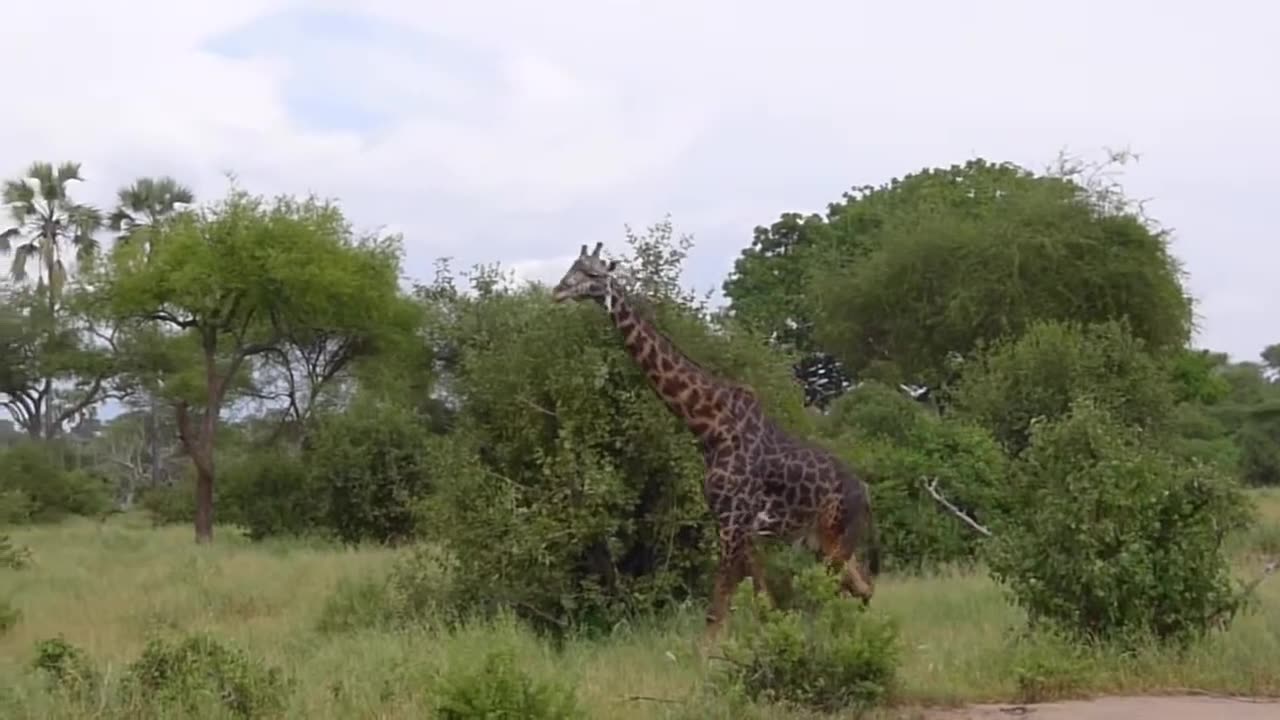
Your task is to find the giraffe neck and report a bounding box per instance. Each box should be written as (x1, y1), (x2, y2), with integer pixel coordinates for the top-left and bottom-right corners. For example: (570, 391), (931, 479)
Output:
(600, 282), (724, 440)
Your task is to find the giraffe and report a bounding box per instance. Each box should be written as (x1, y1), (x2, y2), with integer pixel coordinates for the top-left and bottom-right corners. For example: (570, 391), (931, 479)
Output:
(551, 242), (880, 646)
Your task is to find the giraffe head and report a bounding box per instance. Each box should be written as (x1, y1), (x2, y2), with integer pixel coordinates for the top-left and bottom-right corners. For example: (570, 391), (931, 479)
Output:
(551, 242), (618, 303)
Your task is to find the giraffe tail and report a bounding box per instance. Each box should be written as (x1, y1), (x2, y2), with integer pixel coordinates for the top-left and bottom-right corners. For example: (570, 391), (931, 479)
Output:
(865, 506), (882, 578)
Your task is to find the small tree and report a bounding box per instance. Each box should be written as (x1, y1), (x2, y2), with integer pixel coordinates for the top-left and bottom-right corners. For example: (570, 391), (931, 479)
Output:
(986, 399), (1251, 644)
(101, 185), (414, 543)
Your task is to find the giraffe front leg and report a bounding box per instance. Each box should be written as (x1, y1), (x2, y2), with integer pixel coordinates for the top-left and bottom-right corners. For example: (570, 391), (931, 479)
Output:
(747, 540), (774, 604)
(700, 527), (749, 651)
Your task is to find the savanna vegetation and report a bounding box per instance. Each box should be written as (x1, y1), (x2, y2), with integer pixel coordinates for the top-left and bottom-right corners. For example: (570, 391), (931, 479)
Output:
(1, 153), (1278, 718)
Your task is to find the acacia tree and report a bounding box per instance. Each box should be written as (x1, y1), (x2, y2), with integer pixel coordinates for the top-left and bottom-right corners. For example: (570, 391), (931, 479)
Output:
(109, 176), (196, 487)
(724, 153), (1194, 399)
(101, 185), (415, 542)
(807, 156), (1192, 390)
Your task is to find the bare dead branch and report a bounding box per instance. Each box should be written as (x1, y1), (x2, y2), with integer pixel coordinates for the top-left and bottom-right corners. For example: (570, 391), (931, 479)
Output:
(921, 476), (993, 537)
(625, 695), (684, 705)
(516, 394), (559, 418)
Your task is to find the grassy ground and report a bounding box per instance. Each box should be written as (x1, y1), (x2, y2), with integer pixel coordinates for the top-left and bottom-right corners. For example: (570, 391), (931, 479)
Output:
(1, 491), (1278, 719)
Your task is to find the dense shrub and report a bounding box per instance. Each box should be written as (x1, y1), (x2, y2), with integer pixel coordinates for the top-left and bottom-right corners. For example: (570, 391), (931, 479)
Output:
(432, 648), (583, 720)
(0, 489), (34, 524)
(818, 382), (1007, 571)
(0, 441), (112, 522)
(950, 319), (1176, 454)
(0, 597), (18, 636)
(986, 399), (1252, 644)
(220, 451), (323, 541)
(415, 228), (809, 633)
(138, 478), (195, 526)
(716, 560), (900, 712)
(139, 467), (246, 529)
(306, 398), (433, 544)
(122, 633), (289, 719)
(31, 636), (99, 700)
(1, 532), (31, 569)
(1238, 411), (1280, 487)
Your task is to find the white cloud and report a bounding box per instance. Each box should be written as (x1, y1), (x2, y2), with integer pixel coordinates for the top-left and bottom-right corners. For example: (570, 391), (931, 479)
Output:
(0, 0), (1276, 367)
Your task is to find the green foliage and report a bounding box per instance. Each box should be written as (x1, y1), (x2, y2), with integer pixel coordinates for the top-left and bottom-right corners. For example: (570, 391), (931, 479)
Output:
(432, 648), (584, 720)
(138, 478), (196, 526)
(220, 451), (323, 540)
(1166, 401), (1240, 470)
(31, 636), (99, 699)
(122, 633), (289, 719)
(0, 441), (112, 522)
(306, 398), (434, 545)
(817, 382), (1007, 570)
(986, 399), (1252, 644)
(315, 574), (397, 634)
(0, 489), (35, 524)
(1, 532), (31, 569)
(1008, 630), (1095, 703)
(98, 182), (417, 542)
(415, 225), (808, 633)
(801, 157), (1191, 387)
(716, 563), (900, 713)
(950, 319), (1176, 454)
(0, 597), (18, 636)
(1239, 410), (1280, 487)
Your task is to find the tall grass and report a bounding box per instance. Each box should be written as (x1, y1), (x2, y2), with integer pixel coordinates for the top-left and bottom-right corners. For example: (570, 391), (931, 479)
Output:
(1, 491), (1277, 719)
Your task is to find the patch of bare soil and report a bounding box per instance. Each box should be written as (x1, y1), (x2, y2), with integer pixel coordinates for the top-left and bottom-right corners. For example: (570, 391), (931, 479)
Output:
(918, 694), (1280, 720)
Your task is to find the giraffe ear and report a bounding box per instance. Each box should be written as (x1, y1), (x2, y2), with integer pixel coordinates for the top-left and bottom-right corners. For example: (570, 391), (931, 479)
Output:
(606, 260), (617, 272)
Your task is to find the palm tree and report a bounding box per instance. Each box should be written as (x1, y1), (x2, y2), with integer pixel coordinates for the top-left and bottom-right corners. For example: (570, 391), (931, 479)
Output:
(109, 176), (194, 261)
(0, 161), (104, 300)
(109, 176), (195, 489)
(0, 161), (104, 437)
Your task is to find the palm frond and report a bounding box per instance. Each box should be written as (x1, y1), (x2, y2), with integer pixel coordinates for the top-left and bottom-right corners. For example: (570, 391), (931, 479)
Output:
(66, 203), (103, 234)
(9, 243), (35, 281)
(108, 207), (136, 232)
(2, 178), (33, 206)
(0, 227), (17, 251)
(55, 162), (84, 186)
(73, 233), (100, 264)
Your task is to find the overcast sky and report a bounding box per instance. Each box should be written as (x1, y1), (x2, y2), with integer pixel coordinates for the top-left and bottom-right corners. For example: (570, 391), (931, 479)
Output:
(2, 0), (1276, 368)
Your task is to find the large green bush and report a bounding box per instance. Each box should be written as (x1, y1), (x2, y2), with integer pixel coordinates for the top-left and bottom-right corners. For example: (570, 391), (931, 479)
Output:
(220, 451), (322, 541)
(950, 319), (1176, 454)
(817, 382), (1007, 571)
(986, 399), (1251, 644)
(122, 633), (289, 719)
(306, 398), (434, 544)
(1238, 409), (1280, 487)
(414, 227), (809, 633)
(0, 441), (112, 522)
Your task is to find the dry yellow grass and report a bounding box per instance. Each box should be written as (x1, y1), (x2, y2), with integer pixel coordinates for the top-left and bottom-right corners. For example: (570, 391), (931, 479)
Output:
(1, 490), (1278, 719)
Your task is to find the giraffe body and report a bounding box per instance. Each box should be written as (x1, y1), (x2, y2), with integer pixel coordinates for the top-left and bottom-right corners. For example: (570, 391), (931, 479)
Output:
(552, 243), (879, 643)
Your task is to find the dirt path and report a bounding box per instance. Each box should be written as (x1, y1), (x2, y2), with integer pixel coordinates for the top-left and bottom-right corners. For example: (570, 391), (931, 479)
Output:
(919, 694), (1280, 719)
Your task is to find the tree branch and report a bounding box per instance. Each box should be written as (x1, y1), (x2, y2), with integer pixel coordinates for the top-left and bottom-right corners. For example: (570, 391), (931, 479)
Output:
(146, 310), (198, 329)
(921, 477), (993, 537)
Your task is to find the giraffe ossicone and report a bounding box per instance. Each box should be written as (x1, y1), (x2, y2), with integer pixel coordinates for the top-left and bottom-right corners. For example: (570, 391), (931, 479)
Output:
(551, 243), (880, 646)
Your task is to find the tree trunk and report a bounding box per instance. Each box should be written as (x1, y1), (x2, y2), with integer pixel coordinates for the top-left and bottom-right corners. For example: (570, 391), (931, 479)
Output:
(148, 394), (160, 487)
(176, 401), (218, 544)
(193, 457), (214, 543)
